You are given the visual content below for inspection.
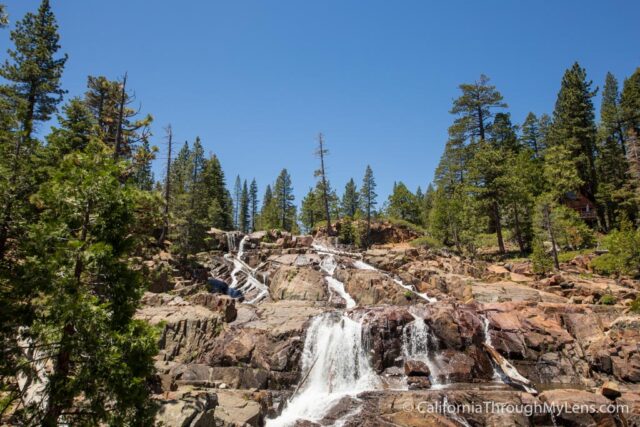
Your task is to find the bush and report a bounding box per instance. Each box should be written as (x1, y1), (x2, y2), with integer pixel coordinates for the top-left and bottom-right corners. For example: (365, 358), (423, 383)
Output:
(409, 235), (441, 248)
(598, 294), (616, 305)
(531, 237), (554, 275)
(592, 220), (640, 277)
(630, 297), (640, 314)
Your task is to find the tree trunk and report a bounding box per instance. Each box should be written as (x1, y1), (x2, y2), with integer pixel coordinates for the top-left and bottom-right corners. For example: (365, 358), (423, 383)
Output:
(113, 73), (127, 160)
(544, 204), (560, 270)
(317, 134), (333, 236)
(512, 203), (525, 255)
(159, 126), (172, 246)
(494, 202), (505, 254)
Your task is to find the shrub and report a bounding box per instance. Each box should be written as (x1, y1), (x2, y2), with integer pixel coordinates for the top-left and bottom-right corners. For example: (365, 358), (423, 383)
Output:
(630, 297), (640, 314)
(409, 235), (441, 248)
(598, 294), (616, 305)
(592, 220), (640, 278)
(531, 237), (553, 275)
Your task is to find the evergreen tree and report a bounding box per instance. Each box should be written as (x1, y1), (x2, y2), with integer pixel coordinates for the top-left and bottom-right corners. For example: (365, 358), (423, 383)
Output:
(233, 175), (241, 229)
(449, 74), (507, 142)
(548, 62), (600, 223)
(259, 184), (279, 230)
(315, 133), (333, 235)
(239, 180), (249, 233)
(200, 154), (232, 230)
(341, 178), (360, 218)
(489, 112), (519, 152)
(597, 72), (630, 229)
(21, 139), (157, 425)
(360, 165), (377, 246)
(82, 75), (153, 162)
(0, 0), (67, 258)
(386, 181), (420, 224)
(0, 4), (7, 27)
(621, 68), (640, 212)
(249, 179), (258, 232)
(132, 139), (156, 191)
(521, 112), (543, 157)
(273, 169), (296, 231)
(300, 187), (319, 233)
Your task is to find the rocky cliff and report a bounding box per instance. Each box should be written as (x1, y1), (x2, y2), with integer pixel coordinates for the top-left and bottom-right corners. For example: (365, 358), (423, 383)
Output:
(141, 228), (640, 426)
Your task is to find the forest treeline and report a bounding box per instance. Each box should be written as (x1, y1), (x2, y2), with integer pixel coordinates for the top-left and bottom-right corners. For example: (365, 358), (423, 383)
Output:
(1, 1), (640, 425)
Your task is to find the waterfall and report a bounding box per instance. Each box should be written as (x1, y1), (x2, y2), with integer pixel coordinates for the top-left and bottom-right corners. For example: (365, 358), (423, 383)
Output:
(481, 314), (537, 393)
(267, 313), (378, 427)
(482, 315), (502, 381)
(402, 313), (442, 386)
(226, 235), (269, 304)
(320, 254), (356, 309)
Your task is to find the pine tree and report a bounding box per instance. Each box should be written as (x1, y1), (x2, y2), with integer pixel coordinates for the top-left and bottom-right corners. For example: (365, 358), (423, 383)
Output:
(521, 112), (543, 157)
(0, 0), (67, 258)
(548, 62), (600, 223)
(239, 180), (249, 233)
(360, 165), (377, 246)
(0, 4), (7, 27)
(259, 184), (280, 230)
(341, 178), (360, 218)
(132, 139), (156, 191)
(233, 175), (241, 229)
(489, 112), (519, 152)
(386, 182), (420, 224)
(201, 154), (233, 230)
(315, 133), (333, 235)
(597, 72), (630, 229)
(159, 125), (172, 244)
(83, 75), (153, 161)
(621, 68), (640, 213)
(449, 74), (507, 142)
(22, 139), (157, 425)
(300, 187), (319, 233)
(273, 168), (296, 231)
(249, 179), (258, 232)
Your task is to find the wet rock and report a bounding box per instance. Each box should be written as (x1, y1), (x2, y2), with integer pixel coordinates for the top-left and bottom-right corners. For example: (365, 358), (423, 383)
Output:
(407, 376), (431, 389)
(404, 360), (431, 377)
(538, 389), (617, 426)
(601, 381), (622, 400)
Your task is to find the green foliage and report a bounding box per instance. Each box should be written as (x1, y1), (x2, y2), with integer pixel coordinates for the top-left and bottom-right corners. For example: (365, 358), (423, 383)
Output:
(14, 139), (158, 424)
(409, 235), (441, 248)
(629, 297), (640, 314)
(598, 294), (617, 305)
(592, 220), (640, 277)
(531, 237), (554, 274)
(273, 168), (296, 232)
(341, 178), (360, 218)
(386, 181), (421, 224)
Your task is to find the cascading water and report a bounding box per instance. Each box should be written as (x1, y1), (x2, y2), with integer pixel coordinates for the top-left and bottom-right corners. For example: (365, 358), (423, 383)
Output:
(267, 313), (379, 427)
(481, 314), (537, 393)
(482, 315), (503, 381)
(402, 313), (442, 386)
(225, 234), (269, 304)
(320, 254), (356, 309)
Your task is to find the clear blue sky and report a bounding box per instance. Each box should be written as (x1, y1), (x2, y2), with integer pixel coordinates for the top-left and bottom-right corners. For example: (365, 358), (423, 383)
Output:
(2, 1), (639, 205)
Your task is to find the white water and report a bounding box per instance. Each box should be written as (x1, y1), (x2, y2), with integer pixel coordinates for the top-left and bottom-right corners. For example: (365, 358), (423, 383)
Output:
(482, 316), (503, 381)
(402, 313), (442, 386)
(481, 314), (537, 393)
(267, 313), (379, 426)
(319, 254), (357, 309)
(226, 234), (269, 304)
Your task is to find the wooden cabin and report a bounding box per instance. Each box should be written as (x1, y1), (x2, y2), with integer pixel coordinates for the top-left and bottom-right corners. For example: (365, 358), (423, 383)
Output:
(564, 191), (597, 223)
